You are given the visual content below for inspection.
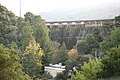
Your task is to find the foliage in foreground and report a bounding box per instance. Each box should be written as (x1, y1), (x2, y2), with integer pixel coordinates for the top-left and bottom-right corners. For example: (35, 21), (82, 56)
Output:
(0, 44), (30, 80)
(71, 46), (120, 80)
(71, 58), (103, 80)
(22, 38), (44, 79)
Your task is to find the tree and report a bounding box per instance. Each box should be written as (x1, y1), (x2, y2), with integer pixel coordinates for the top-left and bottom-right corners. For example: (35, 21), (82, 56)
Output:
(68, 49), (78, 59)
(51, 41), (61, 53)
(24, 12), (34, 22)
(71, 58), (103, 80)
(76, 40), (86, 54)
(0, 44), (30, 80)
(100, 27), (120, 51)
(49, 26), (60, 42)
(99, 46), (120, 78)
(85, 34), (94, 43)
(91, 24), (113, 50)
(51, 41), (61, 63)
(55, 72), (67, 80)
(100, 38), (112, 51)
(76, 34), (95, 54)
(52, 42), (68, 64)
(115, 15), (120, 27)
(64, 26), (77, 49)
(20, 22), (34, 51)
(109, 27), (120, 47)
(0, 4), (18, 46)
(24, 12), (51, 65)
(22, 38), (44, 79)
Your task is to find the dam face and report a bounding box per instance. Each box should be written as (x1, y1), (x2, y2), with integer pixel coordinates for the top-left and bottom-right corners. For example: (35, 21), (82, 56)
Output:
(46, 19), (114, 49)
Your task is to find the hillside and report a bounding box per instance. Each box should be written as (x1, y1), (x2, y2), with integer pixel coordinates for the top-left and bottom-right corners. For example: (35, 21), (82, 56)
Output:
(40, 2), (120, 21)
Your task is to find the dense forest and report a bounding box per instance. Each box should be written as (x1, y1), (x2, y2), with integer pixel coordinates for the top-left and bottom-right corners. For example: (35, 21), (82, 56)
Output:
(0, 4), (120, 80)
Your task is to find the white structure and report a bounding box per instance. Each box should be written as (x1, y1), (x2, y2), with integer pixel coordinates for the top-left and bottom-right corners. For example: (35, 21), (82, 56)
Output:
(45, 63), (65, 77)
(46, 19), (114, 28)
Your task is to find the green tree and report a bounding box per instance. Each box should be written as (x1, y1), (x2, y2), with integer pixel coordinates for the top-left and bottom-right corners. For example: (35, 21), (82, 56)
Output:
(20, 22), (34, 51)
(99, 46), (120, 78)
(76, 34), (95, 54)
(100, 27), (120, 51)
(115, 15), (120, 27)
(51, 41), (61, 63)
(51, 41), (61, 53)
(109, 27), (120, 47)
(55, 71), (67, 80)
(22, 38), (44, 79)
(24, 12), (51, 65)
(49, 26), (60, 42)
(91, 23), (113, 50)
(76, 40), (86, 54)
(24, 12), (34, 22)
(64, 26), (77, 49)
(71, 58), (103, 80)
(0, 44), (30, 80)
(0, 4), (18, 46)
(52, 42), (68, 64)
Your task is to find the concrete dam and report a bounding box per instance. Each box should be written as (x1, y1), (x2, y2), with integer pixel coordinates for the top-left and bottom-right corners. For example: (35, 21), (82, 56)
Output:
(46, 19), (114, 49)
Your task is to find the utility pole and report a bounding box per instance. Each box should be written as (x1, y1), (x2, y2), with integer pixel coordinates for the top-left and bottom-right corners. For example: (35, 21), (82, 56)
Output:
(19, 0), (21, 17)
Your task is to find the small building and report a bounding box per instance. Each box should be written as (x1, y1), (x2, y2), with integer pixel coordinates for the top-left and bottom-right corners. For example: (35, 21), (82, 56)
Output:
(45, 63), (65, 77)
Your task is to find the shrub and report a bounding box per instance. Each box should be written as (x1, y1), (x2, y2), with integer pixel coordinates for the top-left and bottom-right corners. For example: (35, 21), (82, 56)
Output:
(99, 46), (120, 78)
(71, 58), (103, 80)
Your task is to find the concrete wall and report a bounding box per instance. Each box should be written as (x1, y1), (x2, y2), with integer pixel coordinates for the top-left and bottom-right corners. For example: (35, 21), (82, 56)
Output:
(46, 19), (114, 28)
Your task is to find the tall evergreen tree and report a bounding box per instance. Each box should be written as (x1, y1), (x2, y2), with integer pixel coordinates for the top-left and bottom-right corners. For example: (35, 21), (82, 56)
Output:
(22, 37), (44, 79)
(20, 22), (34, 51)
(24, 12), (51, 65)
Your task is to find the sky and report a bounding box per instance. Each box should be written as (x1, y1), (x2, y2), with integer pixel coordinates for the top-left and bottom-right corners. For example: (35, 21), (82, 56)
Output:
(0, 0), (120, 17)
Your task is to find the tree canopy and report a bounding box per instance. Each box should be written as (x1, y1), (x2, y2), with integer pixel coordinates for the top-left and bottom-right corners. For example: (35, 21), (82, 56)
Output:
(0, 44), (30, 80)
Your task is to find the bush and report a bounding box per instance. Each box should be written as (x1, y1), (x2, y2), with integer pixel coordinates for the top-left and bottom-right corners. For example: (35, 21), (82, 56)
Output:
(99, 46), (120, 78)
(41, 71), (53, 80)
(71, 58), (103, 80)
(55, 72), (67, 80)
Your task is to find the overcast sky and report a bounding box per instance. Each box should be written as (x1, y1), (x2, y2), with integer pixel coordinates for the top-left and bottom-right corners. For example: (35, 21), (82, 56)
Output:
(0, 0), (119, 17)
